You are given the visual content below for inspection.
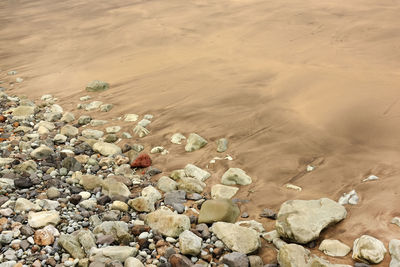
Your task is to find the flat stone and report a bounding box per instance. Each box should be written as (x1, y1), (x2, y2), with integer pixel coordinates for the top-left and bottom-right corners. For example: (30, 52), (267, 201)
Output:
(93, 221), (131, 244)
(184, 164), (210, 182)
(198, 199), (240, 224)
(102, 179), (130, 200)
(93, 142), (121, 156)
(211, 184), (239, 199)
(86, 80), (109, 92)
(79, 175), (103, 190)
(30, 145), (53, 159)
(185, 133), (207, 152)
(12, 106), (35, 117)
(14, 198), (41, 212)
(58, 234), (86, 259)
(61, 125), (79, 137)
(216, 138), (228, 152)
(28, 211), (60, 228)
(177, 177), (206, 193)
(90, 246), (137, 262)
(124, 257), (144, 267)
(276, 198), (347, 244)
(221, 168), (252, 185)
(319, 239), (351, 257)
(171, 133), (186, 144)
(124, 114), (139, 122)
(157, 176), (178, 193)
(85, 101), (103, 111)
(82, 129), (104, 139)
(179, 230), (202, 256)
(145, 208), (190, 237)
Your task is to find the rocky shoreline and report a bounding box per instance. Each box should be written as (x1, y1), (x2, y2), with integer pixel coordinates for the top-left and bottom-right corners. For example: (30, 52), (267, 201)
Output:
(0, 76), (399, 267)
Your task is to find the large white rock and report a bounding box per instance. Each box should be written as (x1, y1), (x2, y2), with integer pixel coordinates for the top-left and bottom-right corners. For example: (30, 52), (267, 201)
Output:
(145, 208), (190, 237)
(352, 235), (387, 264)
(390, 239), (400, 267)
(211, 222), (260, 254)
(211, 184), (239, 199)
(184, 164), (211, 182)
(93, 142), (121, 156)
(28, 211), (60, 228)
(221, 168), (252, 185)
(276, 198), (347, 244)
(179, 230), (202, 256)
(319, 239), (351, 257)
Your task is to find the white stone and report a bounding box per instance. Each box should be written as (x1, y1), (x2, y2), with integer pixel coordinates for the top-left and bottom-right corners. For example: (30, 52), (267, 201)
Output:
(179, 230), (202, 256)
(184, 164), (210, 182)
(28, 211), (60, 228)
(352, 235), (386, 264)
(211, 184), (239, 199)
(171, 133), (186, 144)
(221, 168), (252, 185)
(124, 114), (139, 122)
(390, 239), (400, 267)
(339, 189), (359, 205)
(319, 239), (351, 257)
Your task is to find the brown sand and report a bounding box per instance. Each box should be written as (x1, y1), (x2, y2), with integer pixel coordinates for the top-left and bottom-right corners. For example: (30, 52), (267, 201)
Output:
(2, 0), (400, 265)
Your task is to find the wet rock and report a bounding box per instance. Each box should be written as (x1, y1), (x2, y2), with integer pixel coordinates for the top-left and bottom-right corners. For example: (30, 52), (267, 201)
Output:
(145, 208), (190, 237)
(352, 235), (386, 264)
(211, 184), (239, 199)
(319, 239), (351, 257)
(276, 198), (347, 244)
(212, 222), (260, 254)
(221, 168), (252, 185)
(198, 199), (240, 224)
(179, 230), (202, 256)
(86, 80), (109, 92)
(185, 133), (207, 152)
(221, 252), (249, 267)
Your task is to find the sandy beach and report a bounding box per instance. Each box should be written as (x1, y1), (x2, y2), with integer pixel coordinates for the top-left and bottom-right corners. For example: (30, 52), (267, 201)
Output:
(2, 0), (400, 265)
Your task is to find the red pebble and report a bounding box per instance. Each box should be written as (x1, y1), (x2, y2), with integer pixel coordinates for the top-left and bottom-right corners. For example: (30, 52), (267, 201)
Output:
(0, 115), (6, 122)
(130, 153), (152, 168)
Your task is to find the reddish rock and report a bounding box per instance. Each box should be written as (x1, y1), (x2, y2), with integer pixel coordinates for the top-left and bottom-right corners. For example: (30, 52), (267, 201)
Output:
(130, 153), (152, 168)
(169, 254), (193, 267)
(34, 229), (55, 246)
(0, 115), (6, 122)
(131, 224), (151, 236)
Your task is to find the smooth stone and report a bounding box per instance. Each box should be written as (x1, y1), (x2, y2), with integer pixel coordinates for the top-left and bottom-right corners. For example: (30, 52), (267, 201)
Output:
(179, 230), (202, 256)
(93, 221), (131, 244)
(128, 197), (155, 212)
(198, 199), (240, 224)
(124, 257), (144, 267)
(211, 222), (261, 254)
(211, 184), (239, 199)
(124, 114), (139, 122)
(221, 168), (252, 185)
(30, 145), (53, 159)
(221, 252), (249, 267)
(85, 101), (103, 111)
(145, 208), (190, 237)
(82, 129), (104, 139)
(390, 239), (400, 267)
(12, 106), (35, 117)
(171, 133), (186, 144)
(100, 103), (113, 112)
(276, 198), (347, 244)
(90, 246), (137, 262)
(157, 176), (178, 193)
(185, 133), (207, 152)
(102, 179), (130, 200)
(61, 125), (79, 137)
(86, 80), (109, 92)
(106, 126), (121, 134)
(93, 142), (121, 156)
(14, 198), (41, 212)
(184, 164), (210, 182)
(80, 175), (103, 190)
(61, 112), (75, 122)
(216, 138), (228, 152)
(177, 177), (206, 193)
(58, 234), (86, 259)
(111, 201), (129, 212)
(319, 239), (351, 257)
(352, 235), (386, 264)
(28, 210), (60, 228)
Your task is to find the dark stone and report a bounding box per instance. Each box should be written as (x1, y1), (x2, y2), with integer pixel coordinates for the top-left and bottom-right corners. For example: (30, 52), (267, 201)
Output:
(97, 195), (111, 205)
(61, 157), (82, 171)
(70, 186), (83, 194)
(14, 177), (33, 189)
(195, 224), (210, 239)
(20, 225), (34, 236)
(222, 252), (249, 267)
(164, 247), (177, 260)
(69, 194), (82, 205)
(169, 254), (193, 267)
(131, 225), (151, 236)
(138, 238), (150, 249)
(146, 167), (161, 176)
(121, 144), (131, 153)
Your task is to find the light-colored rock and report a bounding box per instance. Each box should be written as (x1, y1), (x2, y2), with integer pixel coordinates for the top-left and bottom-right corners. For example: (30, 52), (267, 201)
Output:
(319, 239), (351, 257)
(61, 125), (79, 137)
(124, 114), (139, 122)
(58, 234), (85, 259)
(93, 221), (131, 244)
(339, 189), (359, 205)
(352, 235), (386, 264)
(177, 177), (206, 193)
(216, 138), (228, 152)
(278, 243), (309, 267)
(390, 239), (400, 267)
(79, 175), (103, 190)
(61, 112), (75, 122)
(262, 230), (279, 243)
(198, 199), (240, 224)
(86, 80), (109, 92)
(111, 201), (129, 212)
(90, 246), (137, 262)
(157, 176), (178, 192)
(179, 230), (202, 256)
(28, 211), (60, 228)
(79, 199), (97, 210)
(128, 197), (155, 212)
(285, 183), (302, 191)
(141, 185), (162, 203)
(100, 103), (113, 112)
(106, 126), (121, 134)
(82, 129), (104, 139)
(14, 160), (37, 174)
(14, 197), (42, 213)
(90, 119), (108, 126)
(276, 198), (347, 244)
(221, 168), (252, 185)
(102, 179), (130, 200)
(133, 125), (149, 137)
(236, 220), (265, 233)
(0, 158), (14, 167)
(125, 257), (144, 267)
(93, 142), (121, 156)
(185, 133), (207, 152)
(12, 106), (35, 117)
(78, 115), (91, 125)
(30, 145), (53, 160)
(85, 101), (103, 111)
(392, 217), (400, 228)
(54, 134), (67, 143)
(145, 208), (190, 237)
(184, 164), (210, 182)
(171, 133), (186, 144)
(150, 146), (168, 154)
(211, 184), (239, 199)
(211, 222), (260, 254)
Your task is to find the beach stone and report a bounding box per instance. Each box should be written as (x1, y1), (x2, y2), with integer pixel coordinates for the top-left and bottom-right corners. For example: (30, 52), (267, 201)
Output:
(389, 239), (400, 267)
(211, 184), (239, 199)
(58, 234), (85, 259)
(141, 185), (162, 202)
(90, 246), (137, 262)
(211, 222), (260, 254)
(62, 157), (82, 171)
(80, 175), (103, 190)
(221, 252), (249, 267)
(145, 208), (190, 237)
(171, 133), (186, 144)
(130, 153), (152, 168)
(319, 239), (351, 257)
(216, 138), (228, 152)
(179, 230), (202, 256)
(15, 198), (41, 212)
(93, 142), (121, 156)
(236, 220), (265, 233)
(77, 230), (96, 254)
(128, 197), (155, 212)
(111, 201), (129, 212)
(12, 106), (35, 117)
(61, 125), (79, 137)
(100, 103), (113, 112)
(86, 80), (109, 92)
(124, 257), (144, 267)
(170, 169), (186, 180)
(0, 231), (13, 244)
(34, 228), (55, 246)
(184, 164), (210, 182)
(248, 255), (263, 267)
(185, 133), (207, 152)
(133, 125), (149, 137)
(169, 254), (192, 267)
(46, 186), (60, 199)
(93, 221), (131, 244)
(102, 179), (130, 200)
(85, 101), (103, 111)
(106, 126), (121, 134)
(177, 177), (206, 193)
(124, 114), (139, 122)
(352, 235), (386, 264)
(78, 115), (92, 125)
(82, 129), (104, 139)
(221, 168), (252, 185)
(104, 133), (118, 143)
(80, 199), (97, 210)
(276, 198), (347, 244)
(30, 145), (53, 159)
(198, 199), (240, 224)
(54, 133), (67, 143)
(44, 111), (62, 122)
(61, 112), (75, 122)
(14, 160), (37, 174)
(90, 119), (108, 126)
(157, 176), (178, 192)
(14, 177), (33, 189)
(0, 158), (14, 167)
(278, 243), (310, 267)
(164, 190), (186, 206)
(28, 210), (60, 228)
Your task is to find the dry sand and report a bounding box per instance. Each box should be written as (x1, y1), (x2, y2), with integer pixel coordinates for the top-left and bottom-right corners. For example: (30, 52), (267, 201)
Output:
(2, 0), (400, 265)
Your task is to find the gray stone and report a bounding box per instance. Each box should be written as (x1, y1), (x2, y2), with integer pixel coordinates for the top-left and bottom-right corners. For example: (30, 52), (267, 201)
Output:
(58, 234), (86, 259)
(157, 176), (178, 193)
(93, 221), (131, 244)
(222, 252), (249, 267)
(90, 246), (137, 263)
(100, 104), (113, 112)
(216, 138), (228, 152)
(185, 133), (207, 152)
(30, 145), (53, 159)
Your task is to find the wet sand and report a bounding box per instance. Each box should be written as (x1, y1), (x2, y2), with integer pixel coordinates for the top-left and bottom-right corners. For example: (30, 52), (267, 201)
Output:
(2, 0), (400, 264)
